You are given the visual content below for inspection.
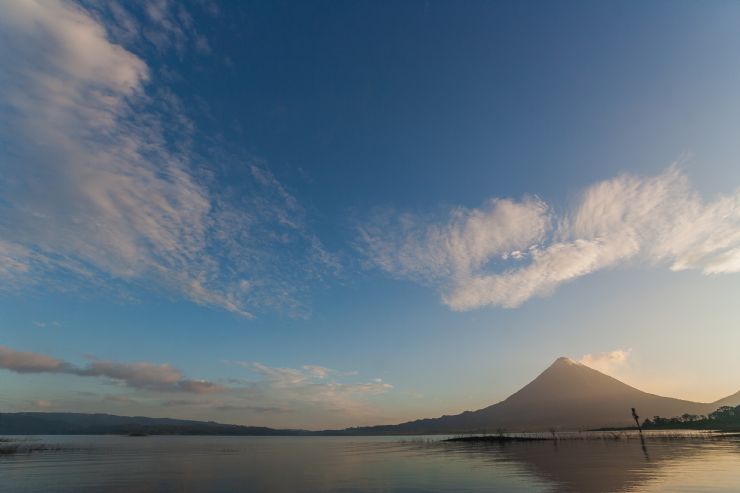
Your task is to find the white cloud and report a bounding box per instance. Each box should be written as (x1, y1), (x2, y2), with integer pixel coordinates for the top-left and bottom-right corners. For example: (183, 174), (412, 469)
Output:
(359, 166), (740, 310)
(0, 0), (336, 317)
(250, 362), (310, 387)
(152, 360), (393, 427)
(253, 362), (391, 404)
(302, 365), (332, 379)
(578, 349), (632, 375)
(0, 345), (224, 394)
(222, 361), (393, 424)
(357, 197), (550, 285)
(0, 346), (72, 374)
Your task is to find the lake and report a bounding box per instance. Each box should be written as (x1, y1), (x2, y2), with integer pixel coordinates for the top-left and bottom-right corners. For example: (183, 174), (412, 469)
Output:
(2, 434), (740, 492)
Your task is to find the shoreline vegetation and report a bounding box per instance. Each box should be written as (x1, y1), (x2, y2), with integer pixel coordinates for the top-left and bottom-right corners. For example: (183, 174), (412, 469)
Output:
(444, 430), (735, 444)
(642, 405), (740, 432)
(596, 404), (740, 433)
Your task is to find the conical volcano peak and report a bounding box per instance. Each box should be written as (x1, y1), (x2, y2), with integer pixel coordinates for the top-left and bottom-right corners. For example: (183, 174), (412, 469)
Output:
(349, 356), (725, 433)
(551, 356), (580, 367)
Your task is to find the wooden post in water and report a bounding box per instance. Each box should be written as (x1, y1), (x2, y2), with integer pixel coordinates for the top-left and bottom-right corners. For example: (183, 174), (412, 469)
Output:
(632, 407), (642, 434)
(632, 407), (649, 460)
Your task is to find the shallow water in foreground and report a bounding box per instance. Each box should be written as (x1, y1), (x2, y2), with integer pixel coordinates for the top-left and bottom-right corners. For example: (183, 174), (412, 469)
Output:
(2, 434), (740, 492)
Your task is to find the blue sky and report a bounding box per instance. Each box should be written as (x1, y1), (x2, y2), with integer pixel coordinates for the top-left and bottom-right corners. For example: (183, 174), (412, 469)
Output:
(1, 0), (740, 429)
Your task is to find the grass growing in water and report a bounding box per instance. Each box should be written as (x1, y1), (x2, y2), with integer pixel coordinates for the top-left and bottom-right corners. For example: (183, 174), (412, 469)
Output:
(444, 430), (728, 443)
(0, 437), (62, 455)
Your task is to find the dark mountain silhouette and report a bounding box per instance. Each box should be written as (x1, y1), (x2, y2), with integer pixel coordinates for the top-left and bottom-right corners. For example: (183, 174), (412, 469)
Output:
(2, 358), (738, 435)
(0, 412), (308, 436)
(346, 357), (739, 433)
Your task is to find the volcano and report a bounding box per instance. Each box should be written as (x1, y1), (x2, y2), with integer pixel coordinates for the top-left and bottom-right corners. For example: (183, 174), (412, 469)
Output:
(357, 357), (740, 433)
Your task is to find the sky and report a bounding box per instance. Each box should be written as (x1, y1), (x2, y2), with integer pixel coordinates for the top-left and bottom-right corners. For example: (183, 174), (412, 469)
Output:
(1, 0), (740, 430)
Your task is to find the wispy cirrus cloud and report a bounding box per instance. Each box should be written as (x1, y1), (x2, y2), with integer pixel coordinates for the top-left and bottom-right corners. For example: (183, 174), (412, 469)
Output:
(0, 345), (224, 394)
(0, 0), (336, 317)
(205, 361), (394, 427)
(358, 166), (740, 310)
(247, 362), (392, 412)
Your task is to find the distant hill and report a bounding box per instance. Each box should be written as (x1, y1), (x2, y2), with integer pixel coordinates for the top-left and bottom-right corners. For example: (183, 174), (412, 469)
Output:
(345, 357), (740, 433)
(0, 412), (308, 436)
(711, 390), (740, 409)
(3, 358), (738, 435)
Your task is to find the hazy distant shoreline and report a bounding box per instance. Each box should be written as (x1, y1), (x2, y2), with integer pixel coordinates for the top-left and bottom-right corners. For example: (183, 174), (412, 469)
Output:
(2, 412), (738, 438)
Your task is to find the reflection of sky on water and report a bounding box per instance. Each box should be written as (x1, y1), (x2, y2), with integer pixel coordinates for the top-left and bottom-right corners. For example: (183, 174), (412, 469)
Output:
(1, 435), (739, 492)
(414, 435), (740, 492)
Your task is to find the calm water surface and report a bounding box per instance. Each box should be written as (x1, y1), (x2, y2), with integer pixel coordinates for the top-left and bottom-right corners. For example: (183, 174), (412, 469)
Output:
(2, 434), (740, 492)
